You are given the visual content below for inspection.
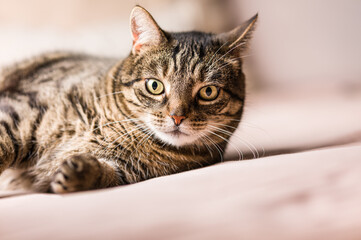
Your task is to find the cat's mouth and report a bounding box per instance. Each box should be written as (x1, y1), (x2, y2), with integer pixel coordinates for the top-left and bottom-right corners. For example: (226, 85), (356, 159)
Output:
(166, 129), (189, 136)
(149, 123), (199, 146)
(157, 128), (197, 146)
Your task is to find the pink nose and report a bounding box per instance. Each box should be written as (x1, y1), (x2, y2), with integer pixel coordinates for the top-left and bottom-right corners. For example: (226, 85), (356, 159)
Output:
(170, 115), (186, 126)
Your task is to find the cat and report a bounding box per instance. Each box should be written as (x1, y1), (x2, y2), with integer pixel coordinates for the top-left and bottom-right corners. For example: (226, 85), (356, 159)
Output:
(0, 6), (257, 193)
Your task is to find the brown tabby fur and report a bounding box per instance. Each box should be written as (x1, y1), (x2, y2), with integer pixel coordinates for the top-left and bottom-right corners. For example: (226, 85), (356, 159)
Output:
(0, 6), (257, 193)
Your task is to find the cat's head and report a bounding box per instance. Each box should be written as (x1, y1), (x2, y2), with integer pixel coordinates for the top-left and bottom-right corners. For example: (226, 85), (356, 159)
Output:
(114, 6), (257, 147)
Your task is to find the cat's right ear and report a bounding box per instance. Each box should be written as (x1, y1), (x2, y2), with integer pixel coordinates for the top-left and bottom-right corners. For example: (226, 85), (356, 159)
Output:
(217, 14), (258, 54)
(130, 6), (167, 55)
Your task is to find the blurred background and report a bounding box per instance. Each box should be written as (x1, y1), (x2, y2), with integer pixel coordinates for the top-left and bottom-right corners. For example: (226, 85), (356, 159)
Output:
(1, 0), (360, 91)
(0, 0), (360, 155)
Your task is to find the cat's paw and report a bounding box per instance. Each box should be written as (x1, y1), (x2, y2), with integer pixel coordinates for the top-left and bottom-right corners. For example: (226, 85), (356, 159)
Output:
(51, 153), (101, 193)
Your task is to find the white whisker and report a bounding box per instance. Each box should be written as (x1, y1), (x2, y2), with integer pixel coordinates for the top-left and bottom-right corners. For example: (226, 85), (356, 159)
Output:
(97, 91), (125, 99)
(206, 41), (229, 66)
(208, 42), (246, 71)
(207, 125), (245, 160)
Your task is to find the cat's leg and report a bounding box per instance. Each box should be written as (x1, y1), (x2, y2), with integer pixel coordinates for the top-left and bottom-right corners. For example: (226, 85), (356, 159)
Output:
(0, 168), (43, 192)
(2, 138), (124, 193)
(0, 121), (18, 173)
(1, 153), (122, 193)
(0, 98), (39, 174)
(0, 107), (21, 173)
(0, 166), (51, 192)
(50, 153), (122, 193)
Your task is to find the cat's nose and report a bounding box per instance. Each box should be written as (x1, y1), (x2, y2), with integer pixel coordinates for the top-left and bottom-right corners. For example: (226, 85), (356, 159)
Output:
(170, 115), (186, 126)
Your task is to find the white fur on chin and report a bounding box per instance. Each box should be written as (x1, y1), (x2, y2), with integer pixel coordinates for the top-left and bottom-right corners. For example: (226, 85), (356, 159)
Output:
(154, 130), (201, 147)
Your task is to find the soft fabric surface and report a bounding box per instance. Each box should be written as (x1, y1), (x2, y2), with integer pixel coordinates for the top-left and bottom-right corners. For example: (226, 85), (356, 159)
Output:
(1, 144), (361, 240)
(227, 89), (361, 159)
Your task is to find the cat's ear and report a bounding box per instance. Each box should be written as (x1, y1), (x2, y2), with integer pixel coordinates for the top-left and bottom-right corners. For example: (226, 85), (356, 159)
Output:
(130, 6), (167, 55)
(217, 13), (258, 53)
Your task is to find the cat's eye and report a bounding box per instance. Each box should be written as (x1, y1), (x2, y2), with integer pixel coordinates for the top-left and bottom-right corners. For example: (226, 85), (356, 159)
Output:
(198, 86), (220, 101)
(145, 79), (164, 95)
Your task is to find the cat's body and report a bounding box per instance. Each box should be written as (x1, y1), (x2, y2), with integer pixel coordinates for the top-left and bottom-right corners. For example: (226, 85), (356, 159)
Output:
(0, 6), (257, 193)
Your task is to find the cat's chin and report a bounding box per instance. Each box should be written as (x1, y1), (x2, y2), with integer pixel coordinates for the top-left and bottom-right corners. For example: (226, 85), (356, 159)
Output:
(154, 130), (200, 147)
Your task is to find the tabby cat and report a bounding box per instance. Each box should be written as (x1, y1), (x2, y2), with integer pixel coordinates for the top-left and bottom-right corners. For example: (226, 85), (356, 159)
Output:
(0, 6), (257, 193)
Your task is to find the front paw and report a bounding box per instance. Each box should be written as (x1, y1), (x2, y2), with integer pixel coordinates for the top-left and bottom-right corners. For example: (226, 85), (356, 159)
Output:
(51, 153), (101, 193)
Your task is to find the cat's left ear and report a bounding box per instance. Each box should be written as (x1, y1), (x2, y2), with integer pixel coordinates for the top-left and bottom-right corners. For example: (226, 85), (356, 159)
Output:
(130, 6), (167, 55)
(217, 13), (258, 53)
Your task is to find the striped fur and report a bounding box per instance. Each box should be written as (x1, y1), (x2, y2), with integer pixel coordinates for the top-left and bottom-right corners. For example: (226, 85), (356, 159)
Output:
(0, 6), (257, 193)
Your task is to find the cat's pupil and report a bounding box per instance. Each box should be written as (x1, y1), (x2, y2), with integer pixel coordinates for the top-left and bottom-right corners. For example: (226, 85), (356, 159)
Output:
(152, 82), (158, 90)
(206, 87), (212, 96)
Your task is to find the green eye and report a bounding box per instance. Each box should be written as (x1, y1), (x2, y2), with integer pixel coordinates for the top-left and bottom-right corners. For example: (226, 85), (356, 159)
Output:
(199, 86), (219, 101)
(145, 79), (164, 95)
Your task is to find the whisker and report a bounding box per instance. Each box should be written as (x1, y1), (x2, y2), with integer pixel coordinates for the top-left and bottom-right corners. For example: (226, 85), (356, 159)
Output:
(127, 126), (153, 159)
(210, 122), (265, 158)
(207, 125), (248, 159)
(201, 131), (225, 162)
(100, 123), (148, 158)
(211, 129), (244, 160)
(215, 117), (269, 136)
(208, 125), (257, 159)
(206, 40), (229, 66)
(92, 118), (142, 133)
(208, 42), (246, 71)
(196, 132), (214, 159)
(97, 91), (125, 99)
(116, 123), (151, 158)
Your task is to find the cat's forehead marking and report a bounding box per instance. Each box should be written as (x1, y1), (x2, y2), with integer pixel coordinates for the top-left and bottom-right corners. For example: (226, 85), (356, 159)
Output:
(166, 43), (206, 82)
